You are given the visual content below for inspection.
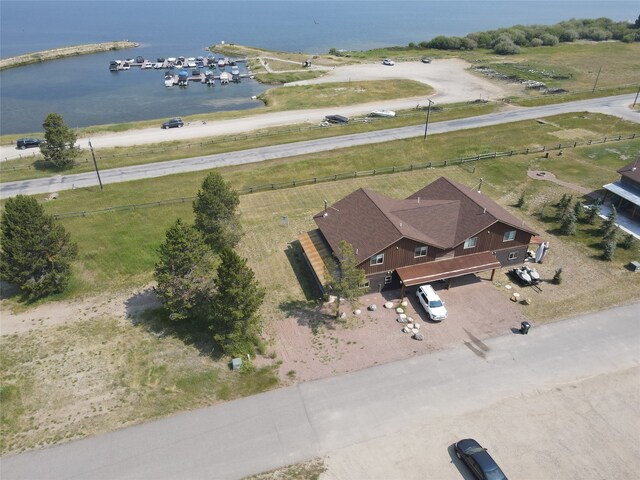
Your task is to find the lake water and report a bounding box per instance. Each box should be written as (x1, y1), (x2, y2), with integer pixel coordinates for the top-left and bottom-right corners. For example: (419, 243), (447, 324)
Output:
(1, 1), (638, 135)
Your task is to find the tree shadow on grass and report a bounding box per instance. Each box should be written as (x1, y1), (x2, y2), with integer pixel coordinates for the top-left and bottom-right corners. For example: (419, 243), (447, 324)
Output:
(284, 241), (324, 301)
(124, 288), (223, 359)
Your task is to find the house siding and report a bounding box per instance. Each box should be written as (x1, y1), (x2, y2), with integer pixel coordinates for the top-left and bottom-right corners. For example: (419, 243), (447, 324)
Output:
(452, 222), (532, 261)
(360, 237), (442, 275)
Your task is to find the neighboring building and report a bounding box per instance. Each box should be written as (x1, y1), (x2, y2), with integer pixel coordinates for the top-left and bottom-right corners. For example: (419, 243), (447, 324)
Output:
(602, 158), (640, 219)
(298, 177), (537, 295)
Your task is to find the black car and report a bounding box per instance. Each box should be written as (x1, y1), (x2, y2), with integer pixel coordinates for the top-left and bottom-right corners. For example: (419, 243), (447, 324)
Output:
(454, 439), (507, 480)
(325, 114), (349, 124)
(16, 137), (45, 149)
(162, 118), (184, 129)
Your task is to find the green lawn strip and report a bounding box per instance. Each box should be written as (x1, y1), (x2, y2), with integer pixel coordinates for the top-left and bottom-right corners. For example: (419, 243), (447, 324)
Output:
(0, 315), (279, 456)
(0, 100), (498, 183)
(0, 112), (628, 303)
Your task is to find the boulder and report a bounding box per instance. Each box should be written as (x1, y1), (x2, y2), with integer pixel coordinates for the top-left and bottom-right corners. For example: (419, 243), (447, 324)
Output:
(413, 332), (425, 341)
(395, 307), (404, 314)
(353, 309), (361, 315)
(400, 300), (408, 307)
(397, 316), (408, 323)
(413, 322), (420, 329)
(339, 311), (346, 319)
(402, 326), (412, 333)
(368, 304), (377, 311)
(384, 301), (394, 309)
(327, 295), (338, 303)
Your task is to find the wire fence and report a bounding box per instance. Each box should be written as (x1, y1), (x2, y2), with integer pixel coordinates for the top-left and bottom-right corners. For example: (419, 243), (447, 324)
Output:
(50, 132), (637, 220)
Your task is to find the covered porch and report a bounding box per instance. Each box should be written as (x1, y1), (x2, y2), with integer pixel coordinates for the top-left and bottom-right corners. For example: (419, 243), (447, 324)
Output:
(396, 251), (501, 298)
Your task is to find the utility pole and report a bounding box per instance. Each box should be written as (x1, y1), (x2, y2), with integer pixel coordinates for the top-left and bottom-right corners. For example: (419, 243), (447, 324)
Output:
(423, 98), (434, 140)
(591, 66), (602, 93)
(633, 85), (640, 107)
(88, 140), (103, 191)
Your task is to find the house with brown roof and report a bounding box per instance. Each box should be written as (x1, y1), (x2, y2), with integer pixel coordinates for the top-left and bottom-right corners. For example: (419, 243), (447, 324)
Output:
(298, 177), (537, 295)
(603, 158), (640, 219)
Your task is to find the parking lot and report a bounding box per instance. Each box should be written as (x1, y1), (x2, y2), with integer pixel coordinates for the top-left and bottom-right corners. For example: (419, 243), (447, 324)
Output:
(270, 273), (531, 382)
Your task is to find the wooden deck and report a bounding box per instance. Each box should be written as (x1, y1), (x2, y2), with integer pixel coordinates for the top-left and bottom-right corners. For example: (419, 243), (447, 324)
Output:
(298, 229), (335, 293)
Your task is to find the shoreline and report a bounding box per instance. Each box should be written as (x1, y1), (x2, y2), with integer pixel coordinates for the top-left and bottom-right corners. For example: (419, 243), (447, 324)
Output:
(0, 41), (139, 71)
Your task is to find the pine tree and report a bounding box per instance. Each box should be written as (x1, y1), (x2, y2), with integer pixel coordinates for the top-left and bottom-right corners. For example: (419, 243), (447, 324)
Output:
(40, 113), (80, 169)
(602, 239), (616, 261)
(324, 241), (366, 318)
(601, 205), (619, 242)
(193, 172), (242, 253)
(0, 195), (78, 299)
(560, 211), (577, 235)
(586, 199), (600, 225)
(154, 219), (215, 322)
(209, 248), (265, 357)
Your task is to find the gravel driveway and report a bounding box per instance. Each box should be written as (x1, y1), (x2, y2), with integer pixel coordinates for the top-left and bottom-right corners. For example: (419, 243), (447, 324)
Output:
(268, 274), (530, 383)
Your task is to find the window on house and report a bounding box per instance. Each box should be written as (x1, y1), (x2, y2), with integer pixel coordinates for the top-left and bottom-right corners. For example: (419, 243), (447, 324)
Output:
(384, 276), (392, 284)
(464, 236), (477, 249)
(370, 254), (384, 266)
(359, 280), (370, 289)
(508, 251), (518, 260)
(503, 230), (516, 242)
(414, 245), (428, 258)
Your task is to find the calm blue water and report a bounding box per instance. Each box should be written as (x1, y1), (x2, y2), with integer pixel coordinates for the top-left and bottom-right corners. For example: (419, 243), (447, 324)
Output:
(1, 1), (638, 135)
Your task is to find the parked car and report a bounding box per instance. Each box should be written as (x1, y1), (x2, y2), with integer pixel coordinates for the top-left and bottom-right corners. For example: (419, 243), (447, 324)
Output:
(324, 114), (349, 124)
(16, 137), (45, 149)
(162, 117), (184, 129)
(421, 57), (432, 64)
(382, 58), (395, 66)
(416, 284), (447, 321)
(454, 439), (507, 480)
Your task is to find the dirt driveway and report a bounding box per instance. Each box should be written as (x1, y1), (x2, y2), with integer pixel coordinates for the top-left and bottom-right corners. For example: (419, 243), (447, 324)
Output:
(267, 274), (530, 383)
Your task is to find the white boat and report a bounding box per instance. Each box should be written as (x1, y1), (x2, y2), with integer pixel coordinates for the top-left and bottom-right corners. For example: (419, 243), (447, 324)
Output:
(217, 58), (226, 68)
(370, 110), (396, 118)
(219, 72), (231, 84)
(121, 62), (130, 70)
(187, 60), (196, 68)
(164, 77), (175, 87)
(167, 57), (176, 63)
(512, 265), (540, 285)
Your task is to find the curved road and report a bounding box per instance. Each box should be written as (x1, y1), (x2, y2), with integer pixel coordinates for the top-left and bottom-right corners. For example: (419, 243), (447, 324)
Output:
(1, 94), (638, 199)
(2, 302), (639, 479)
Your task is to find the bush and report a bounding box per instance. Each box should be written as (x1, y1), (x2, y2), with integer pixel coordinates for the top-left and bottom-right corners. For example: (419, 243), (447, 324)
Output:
(559, 29), (579, 42)
(493, 36), (520, 55)
(560, 211), (577, 235)
(540, 33), (559, 46)
(620, 233), (636, 250)
(552, 268), (563, 285)
(530, 38), (544, 47)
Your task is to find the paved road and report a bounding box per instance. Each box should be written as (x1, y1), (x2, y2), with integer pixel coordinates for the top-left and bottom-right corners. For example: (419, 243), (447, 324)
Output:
(1, 94), (638, 200)
(2, 302), (639, 479)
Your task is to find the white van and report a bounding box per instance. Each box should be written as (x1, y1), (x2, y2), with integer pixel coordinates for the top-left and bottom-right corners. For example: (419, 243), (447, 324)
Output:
(416, 284), (448, 321)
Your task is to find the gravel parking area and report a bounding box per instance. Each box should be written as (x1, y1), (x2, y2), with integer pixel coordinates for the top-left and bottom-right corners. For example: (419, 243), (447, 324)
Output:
(269, 274), (530, 383)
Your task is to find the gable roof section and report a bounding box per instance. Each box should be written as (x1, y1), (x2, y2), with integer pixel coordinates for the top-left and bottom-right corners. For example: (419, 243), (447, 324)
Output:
(407, 177), (536, 242)
(617, 158), (640, 185)
(314, 177), (536, 263)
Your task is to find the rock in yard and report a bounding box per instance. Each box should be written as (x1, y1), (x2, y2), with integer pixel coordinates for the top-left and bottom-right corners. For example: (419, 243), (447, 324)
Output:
(339, 311), (346, 319)
(353, 309), (361, 315)
(395, 307), (404, 314)
(384, 301), (394, 309)
(413, 332), (425, 341)
(328, 295), (338, 303)
(368, 304), (377, 311)
(413, 322), (420, 329)
(402, 326), (412, 333)
(400, 300), (408, 307)
(396, 316), (408, 323)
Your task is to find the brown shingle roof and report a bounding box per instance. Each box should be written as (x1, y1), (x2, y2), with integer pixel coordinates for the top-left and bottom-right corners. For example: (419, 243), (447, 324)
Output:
(314, 177), (536, 263)
(617, 158), (640, 185)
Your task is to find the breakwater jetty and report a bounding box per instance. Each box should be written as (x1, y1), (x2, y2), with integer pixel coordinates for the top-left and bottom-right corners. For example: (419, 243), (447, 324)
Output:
(109, 54), (253, 87)
(0, 41), (138, 71)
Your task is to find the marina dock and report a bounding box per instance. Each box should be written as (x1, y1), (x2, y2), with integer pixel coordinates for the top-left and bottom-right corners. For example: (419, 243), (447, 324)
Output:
(108, 55), (253, 87)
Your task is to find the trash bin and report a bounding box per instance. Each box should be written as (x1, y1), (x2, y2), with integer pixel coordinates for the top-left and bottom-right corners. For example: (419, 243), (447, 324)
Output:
(520, 321), (531, 335)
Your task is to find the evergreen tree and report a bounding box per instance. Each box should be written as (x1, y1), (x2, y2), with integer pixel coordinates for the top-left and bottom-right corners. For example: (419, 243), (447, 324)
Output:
(586, 199), (601, 225)
(573, 201), (584, 221)
(154, 219), (215, 322)
(602, 239), (616, 261)
(620, 233), (636, 250)
(209, 248), (265, 357)
(601, 205), (619, 242)
(560, 211), (577, 235)
(324, 241), (367, 318)
(40, 113), (80, 169)
(193, 172), (242, 253)
(556, 194), (573, 220)
(0, 195), (78, 299)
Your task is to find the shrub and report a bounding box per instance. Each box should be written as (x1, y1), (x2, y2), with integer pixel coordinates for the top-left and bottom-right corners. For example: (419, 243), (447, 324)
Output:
(540, 33), (559, 46)
(552, 268), (563, 285)
(515, 192), (526, 208)
(530, 38), (544, 47)
(559, 29), (579, 42)
(493, 37), (520, 55)
(560, 211), (577, 235)
(620, 233), (636, 250)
